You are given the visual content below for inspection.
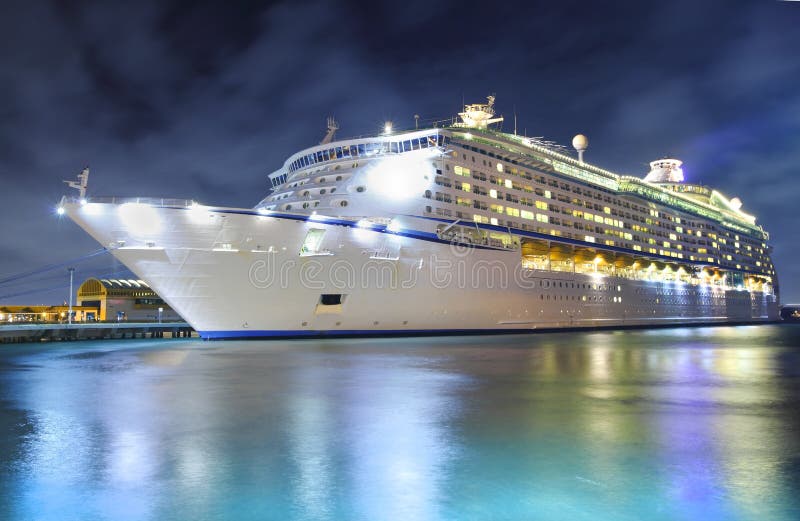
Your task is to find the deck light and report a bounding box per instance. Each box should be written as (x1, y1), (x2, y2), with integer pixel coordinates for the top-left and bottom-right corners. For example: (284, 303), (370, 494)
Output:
(118, 202), (161, 236)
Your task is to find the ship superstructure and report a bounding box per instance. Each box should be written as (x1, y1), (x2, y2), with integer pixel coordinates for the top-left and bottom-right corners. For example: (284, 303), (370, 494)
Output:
(61, 97), (779, 338)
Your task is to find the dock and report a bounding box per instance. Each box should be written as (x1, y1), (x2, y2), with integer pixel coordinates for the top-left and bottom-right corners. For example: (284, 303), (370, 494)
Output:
(0, 322), (195, 344)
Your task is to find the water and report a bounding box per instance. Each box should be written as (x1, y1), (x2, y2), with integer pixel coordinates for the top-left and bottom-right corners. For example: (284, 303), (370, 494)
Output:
(1, 325), (799, 521)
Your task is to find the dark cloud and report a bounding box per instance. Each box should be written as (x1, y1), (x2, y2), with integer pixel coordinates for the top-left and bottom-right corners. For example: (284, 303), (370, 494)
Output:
(1, 0), (799, 303)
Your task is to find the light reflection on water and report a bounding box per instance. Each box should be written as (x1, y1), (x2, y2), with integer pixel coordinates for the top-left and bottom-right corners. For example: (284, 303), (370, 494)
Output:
(1, 325), (799, 520)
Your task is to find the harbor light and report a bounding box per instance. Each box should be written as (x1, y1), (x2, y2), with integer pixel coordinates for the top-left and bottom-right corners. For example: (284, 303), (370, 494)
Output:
(56, 206), (65, 215)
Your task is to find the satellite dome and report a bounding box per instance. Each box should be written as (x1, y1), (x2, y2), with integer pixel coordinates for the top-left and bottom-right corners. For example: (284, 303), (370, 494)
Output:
(572, 134), (589, 151)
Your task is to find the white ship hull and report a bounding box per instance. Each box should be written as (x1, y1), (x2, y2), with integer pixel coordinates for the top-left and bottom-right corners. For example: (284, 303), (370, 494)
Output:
(64, 202), (779, 339)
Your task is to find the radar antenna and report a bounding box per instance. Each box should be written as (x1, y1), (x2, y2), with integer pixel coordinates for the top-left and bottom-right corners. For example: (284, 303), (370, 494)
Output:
(64, 167), (89, 199)
(320, 116), (339, 145)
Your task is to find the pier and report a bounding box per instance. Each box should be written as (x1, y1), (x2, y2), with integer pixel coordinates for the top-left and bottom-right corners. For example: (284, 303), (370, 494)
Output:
(0, 322), (195, 344)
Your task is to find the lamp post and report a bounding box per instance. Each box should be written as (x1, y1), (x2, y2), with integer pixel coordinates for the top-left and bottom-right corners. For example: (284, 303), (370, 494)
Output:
(67, 267), (75, 325)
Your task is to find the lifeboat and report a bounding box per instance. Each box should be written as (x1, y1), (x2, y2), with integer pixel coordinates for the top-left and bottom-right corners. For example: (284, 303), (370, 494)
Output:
(521, 239), (549, 257)
(614, 253), (634, 269)
(549, 243), (573, 261)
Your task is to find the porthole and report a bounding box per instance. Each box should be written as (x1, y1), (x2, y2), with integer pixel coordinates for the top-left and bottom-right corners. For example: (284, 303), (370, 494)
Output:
(302, 191), (309, 196)
(286, 204), (292, 210)
(319, 177), (326, 183)
(320, 189), (326, 194)
(356, 186), (366, 192)
(340, 200), (348, 207)
(330, 188), (336, 193)
(302, 202), (309, 209)
(336, 175), (343, 181)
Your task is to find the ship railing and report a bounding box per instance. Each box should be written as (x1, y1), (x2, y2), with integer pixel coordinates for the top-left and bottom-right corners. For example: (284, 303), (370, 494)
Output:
(63, 196), (197, 207)
(436, 228), (518, 250)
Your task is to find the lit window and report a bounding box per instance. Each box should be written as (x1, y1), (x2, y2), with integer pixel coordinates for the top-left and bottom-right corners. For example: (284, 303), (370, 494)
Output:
(490, 217), (498, 225)
(505, 179), (513, 189)
(585, 235), (596, 243)
(497, 163), (504, 173)
(489, 189), (498, 199)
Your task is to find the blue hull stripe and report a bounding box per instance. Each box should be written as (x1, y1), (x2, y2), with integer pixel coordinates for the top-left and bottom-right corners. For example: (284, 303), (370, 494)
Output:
(197, 329), (511, 339)
(196, 320), (774, 340)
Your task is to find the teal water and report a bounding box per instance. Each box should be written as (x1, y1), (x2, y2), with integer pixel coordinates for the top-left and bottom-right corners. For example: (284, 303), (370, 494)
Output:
(1, 325), (799, 520)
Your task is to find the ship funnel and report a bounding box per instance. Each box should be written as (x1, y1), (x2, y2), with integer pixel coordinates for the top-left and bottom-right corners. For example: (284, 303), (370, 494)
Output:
(644, 158), (684, 183)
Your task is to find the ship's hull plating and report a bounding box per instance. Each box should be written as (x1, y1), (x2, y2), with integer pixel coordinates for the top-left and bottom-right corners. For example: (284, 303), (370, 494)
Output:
(65, 203), (779, 339)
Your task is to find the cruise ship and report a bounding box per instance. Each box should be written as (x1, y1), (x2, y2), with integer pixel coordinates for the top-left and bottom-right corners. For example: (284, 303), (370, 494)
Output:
(60, 97), (779, 338)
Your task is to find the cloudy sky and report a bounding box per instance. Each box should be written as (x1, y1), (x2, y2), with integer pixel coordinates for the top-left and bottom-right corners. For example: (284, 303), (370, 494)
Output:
(1, 0), (799, 304)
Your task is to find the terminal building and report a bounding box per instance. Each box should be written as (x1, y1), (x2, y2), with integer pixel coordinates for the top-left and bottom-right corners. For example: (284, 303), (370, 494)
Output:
(76, 278), (181, 322)
(0, 305), (97, 323)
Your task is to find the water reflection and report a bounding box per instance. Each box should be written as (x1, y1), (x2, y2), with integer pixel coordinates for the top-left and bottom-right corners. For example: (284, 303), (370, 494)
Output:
(0, 326), (798, 520)
(340, 356), (462, 521)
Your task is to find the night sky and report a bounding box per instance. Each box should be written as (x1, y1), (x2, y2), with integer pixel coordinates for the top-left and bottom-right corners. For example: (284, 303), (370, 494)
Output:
(1, 0), (799, 304)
